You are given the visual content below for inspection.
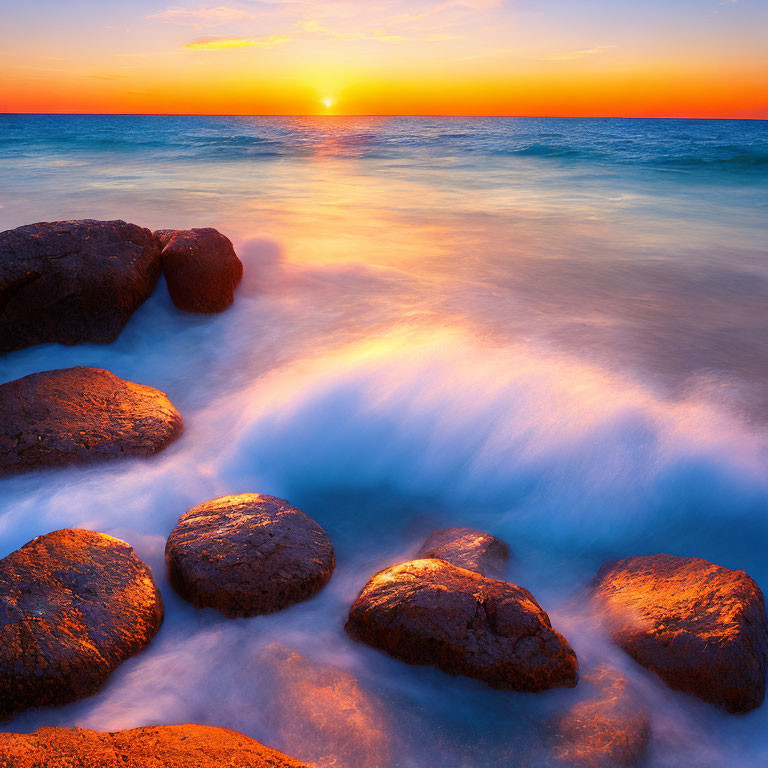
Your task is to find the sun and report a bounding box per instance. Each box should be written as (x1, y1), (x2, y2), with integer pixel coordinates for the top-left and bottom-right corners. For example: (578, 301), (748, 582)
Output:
(322, 97), (333, 110)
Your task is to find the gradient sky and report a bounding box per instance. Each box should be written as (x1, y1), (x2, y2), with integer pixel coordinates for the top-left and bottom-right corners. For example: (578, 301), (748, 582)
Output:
(1, 0), (766, 116)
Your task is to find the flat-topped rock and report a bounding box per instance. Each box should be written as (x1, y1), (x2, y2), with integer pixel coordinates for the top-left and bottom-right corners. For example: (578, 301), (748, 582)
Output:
(0, 219), (162, 353)
(0, 724), (308, 767)
(165, 493), (335, 618)
(593, 553), (768, 713)
(155, 227), (242, 313)
(416, 527), (510, 578)
(553, 667), (650, 767)
(346, 558), (578, 691)
(0, 366), (183, 474)
(0, 529), (163, 720)
(258, 643), (391, 768)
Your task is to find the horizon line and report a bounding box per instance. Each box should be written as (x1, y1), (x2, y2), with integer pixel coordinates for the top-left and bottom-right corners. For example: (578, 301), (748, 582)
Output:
(1, 112), (765, 121)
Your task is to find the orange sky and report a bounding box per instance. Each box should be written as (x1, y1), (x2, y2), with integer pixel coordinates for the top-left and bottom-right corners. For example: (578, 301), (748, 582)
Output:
(1, 1), (766, 117)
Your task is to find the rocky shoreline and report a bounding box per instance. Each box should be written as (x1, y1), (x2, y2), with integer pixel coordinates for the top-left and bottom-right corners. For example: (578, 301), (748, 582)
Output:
(1, 219), (767, 766)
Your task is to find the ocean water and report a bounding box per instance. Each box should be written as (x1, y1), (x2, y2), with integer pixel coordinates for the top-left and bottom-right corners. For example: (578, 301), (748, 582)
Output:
(1, 114), (768, 766)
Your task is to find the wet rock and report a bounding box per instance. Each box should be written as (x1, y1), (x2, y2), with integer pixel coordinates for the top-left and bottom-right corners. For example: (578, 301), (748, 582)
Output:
(0, 366), (183, 474)
(165, 493), (335, 618)
(553, 667), (650, 767)
(258, 643), (391, 768)
(0, 529), (163, 720)
(0, 724), (309, 767)
(0, 219), (162, 353)
(156, 227), (242, 313)
(345, 558), (578, 691)
(593, 553), (768, 713)
(416, 526), (510, 578)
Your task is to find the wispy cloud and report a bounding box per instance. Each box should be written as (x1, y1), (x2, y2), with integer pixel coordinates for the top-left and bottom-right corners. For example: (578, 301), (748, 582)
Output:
(148, 5), (263, 27)
(544, 45), (615, 62)
(302, 19), (406, 42)
(302, 19), (452, 43)
(184, 35), (291, 50)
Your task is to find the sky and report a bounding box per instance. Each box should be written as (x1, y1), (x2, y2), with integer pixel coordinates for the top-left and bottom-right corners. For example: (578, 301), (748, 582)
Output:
(1, 0), (766, 117)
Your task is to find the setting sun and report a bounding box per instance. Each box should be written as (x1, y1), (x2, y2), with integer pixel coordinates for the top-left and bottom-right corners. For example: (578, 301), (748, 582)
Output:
(322, 98), (334, 110)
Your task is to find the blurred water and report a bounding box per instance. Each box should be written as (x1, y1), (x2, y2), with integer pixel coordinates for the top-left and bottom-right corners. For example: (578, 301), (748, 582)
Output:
(1, 115), (768, 766)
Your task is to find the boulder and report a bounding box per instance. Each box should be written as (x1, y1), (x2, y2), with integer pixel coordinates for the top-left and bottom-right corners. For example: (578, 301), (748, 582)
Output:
(0, 529), (163, 719)
(257, 643), (391, 768)
(416, 527), (509, 578)
(0, 219), (162, 353)
(553, 667), (650, 767)
(0, 724), (308, 767)
(0, 366), (183, 474)
(345, 558), (578, 691)
(155, 228), (242, 313)
(593, 554), (768, 713)
(165, 493), (335, 618)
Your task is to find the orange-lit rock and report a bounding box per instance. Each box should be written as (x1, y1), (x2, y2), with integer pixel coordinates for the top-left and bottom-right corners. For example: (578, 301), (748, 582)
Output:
(0, 366), (183, 474)
(0, 529), (163, 720)
(593, 554), (768, 713)
(166, 494), (334, 618)
(0, 219), (162, 354)
(553, 667), (650, 767)
(155, 227), (242, 313)
(346, 558), (578, 691)
(416, 527), (510, 578)
(258, 643), (391, 768)
(0, 724), (309, 767)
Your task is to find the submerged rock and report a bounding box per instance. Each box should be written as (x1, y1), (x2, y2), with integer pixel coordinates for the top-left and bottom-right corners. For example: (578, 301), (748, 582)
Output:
(258, 643), (391, 768)
(416, 526), (510, 578)
(155, 227), (242, 313)
(165, 493), (335, 618)
(553, 667), (650, 768)
(593, 553), (768, 713)
(0, 529), (163, 720)
(0, 366), (183, 474)
(0, 724), (308, 767)
(346, 558), (578, 691)
(0, 219), (162, 353)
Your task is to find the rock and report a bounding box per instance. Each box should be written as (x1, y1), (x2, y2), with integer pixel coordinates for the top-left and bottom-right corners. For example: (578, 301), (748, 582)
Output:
(257, 643), (391, 768)
(0, 724), (309, 767)
(156, 227), (242, 313)
(0, 219), (162, 353)
(553, 667), (650, 767)
(0, 529), (163, 720)
(416, 527), (510, 578)
(0, 366), (183, 474)
(593, 553), (768, 713)
(165, 494), (335, 618)
(345, 558), (578, 691)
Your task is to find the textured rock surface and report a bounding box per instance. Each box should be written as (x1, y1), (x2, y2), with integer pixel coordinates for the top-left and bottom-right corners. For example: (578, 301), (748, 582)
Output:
(346, 558), (578, 691)
(156, 227), (242, 313)
(0, 366), (183, 474)
(416, 527), (510, 578)
(0, 529), (163, 720)
(258, 643), (391, 768)
(166, 494), (335, 618)
(0, 219), (162, 353)
(553, 667), (650, 767)
(593, 553), (768, 713)
(0, 725), (309, 767)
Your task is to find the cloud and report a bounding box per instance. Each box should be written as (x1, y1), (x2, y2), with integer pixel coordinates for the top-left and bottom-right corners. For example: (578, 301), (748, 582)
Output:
(184, 35), (291, 49)
(302, 19), (405, 41)
(301, 19), (452, 43)
(544, 45), (615, 62)
(148, 5), (266, 27)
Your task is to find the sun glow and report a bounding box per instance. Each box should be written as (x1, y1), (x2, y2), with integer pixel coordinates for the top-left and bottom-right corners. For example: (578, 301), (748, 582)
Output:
(322, 98), (334, 110)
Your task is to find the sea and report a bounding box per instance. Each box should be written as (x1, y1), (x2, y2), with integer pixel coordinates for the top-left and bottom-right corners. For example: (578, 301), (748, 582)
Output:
(1, 114), (767, 766)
